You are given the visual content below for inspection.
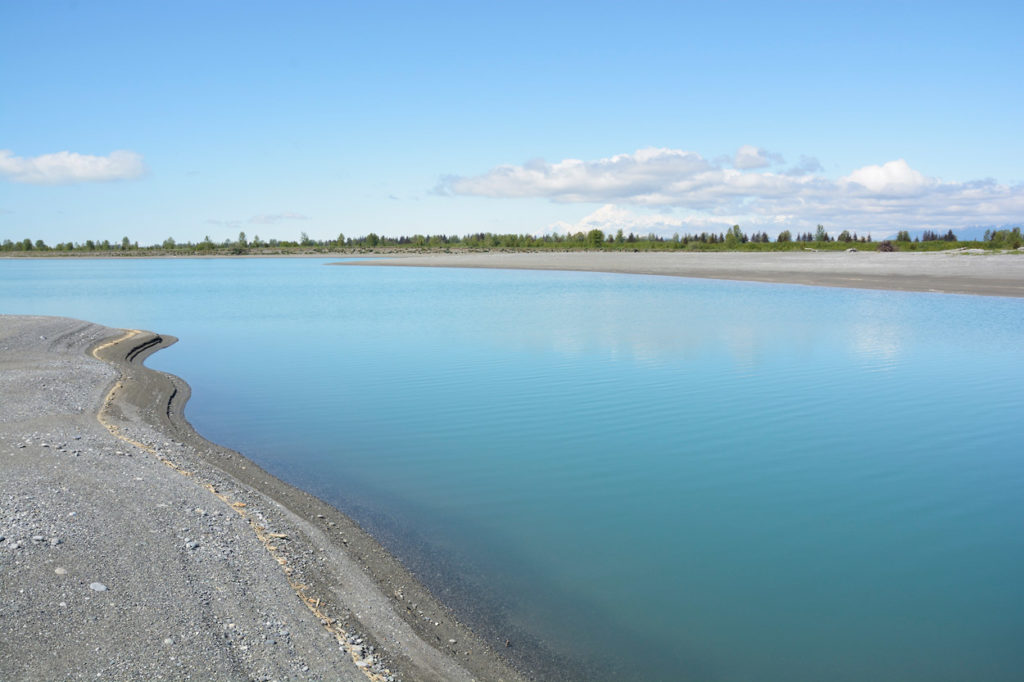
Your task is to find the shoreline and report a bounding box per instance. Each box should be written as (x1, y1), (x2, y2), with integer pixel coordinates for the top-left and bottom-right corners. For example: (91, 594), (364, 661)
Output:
(0, 316), (528, 681)
(332, 250), (1024, 298)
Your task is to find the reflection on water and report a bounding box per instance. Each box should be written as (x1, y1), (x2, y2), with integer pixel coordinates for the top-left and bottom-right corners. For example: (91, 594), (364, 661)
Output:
(2, 259), (1023, 682)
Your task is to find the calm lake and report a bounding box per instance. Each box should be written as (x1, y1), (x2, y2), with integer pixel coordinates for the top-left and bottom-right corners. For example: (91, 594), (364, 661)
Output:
(2, 257), (1023, 681)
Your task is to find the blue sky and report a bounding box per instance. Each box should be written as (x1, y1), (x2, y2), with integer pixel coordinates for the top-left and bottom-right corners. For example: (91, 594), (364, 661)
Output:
(2, 1), (1022, 244)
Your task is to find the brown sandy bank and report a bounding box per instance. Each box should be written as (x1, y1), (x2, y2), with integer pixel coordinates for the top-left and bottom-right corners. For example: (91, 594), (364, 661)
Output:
(0, 316), (527, 681)
(333, 250), (1024, 297)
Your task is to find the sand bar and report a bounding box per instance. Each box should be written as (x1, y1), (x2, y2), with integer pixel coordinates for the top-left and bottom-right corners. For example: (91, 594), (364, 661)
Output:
(0, 316), (525, 681)
(334, 250), (1024, 297)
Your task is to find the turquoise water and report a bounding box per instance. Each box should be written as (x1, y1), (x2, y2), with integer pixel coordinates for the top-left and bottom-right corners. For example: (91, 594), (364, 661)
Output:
(2, 257), (1023, 681)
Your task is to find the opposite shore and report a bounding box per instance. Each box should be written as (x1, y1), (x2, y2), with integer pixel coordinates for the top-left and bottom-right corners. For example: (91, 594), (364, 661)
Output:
(332, 250), (1024, 298)
(0, 316), (528, 681)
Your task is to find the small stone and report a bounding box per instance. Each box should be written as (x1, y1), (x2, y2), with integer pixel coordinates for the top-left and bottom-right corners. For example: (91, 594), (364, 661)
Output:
(50, 537), (61, 546)
(448, 639), (457, 644)
(32, 535), (44, 543)
(55, 567), (67, 575)
(163, 638), (174, 646)
(89, 582), (107, 592)
(186, 541), (199, 550)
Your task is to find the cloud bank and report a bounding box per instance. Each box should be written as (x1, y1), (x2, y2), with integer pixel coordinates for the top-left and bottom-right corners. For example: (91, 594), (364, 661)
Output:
(0, 149), (146, 184)
(440, 147), (1024, 232)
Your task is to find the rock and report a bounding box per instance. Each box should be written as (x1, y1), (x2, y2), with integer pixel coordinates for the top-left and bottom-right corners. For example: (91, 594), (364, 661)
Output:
(54, 567), (67, 575)
(186, 541), (199, 550)
(89, 582), (107, 592)
(163, 638), (174, 646)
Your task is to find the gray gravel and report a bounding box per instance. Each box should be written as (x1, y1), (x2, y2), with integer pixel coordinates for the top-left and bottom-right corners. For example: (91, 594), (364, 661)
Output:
(1, 316), (526, 682)
(335, 250), (1024, 297)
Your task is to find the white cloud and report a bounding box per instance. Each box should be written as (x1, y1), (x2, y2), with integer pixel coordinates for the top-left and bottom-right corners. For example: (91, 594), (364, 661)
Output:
(0, 149), (146, 184)
(440, 147), (712, 203)
(783, 155), (824, 176)
(248, 212), (310, 224)
(439, 147), (1024, 231)
(733, 145), (782, 169)
(545, 204), (736, 237)
(841, 159), (932, 195)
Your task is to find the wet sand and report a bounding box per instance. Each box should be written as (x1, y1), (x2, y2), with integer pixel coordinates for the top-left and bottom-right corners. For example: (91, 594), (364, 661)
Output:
(334, 250), (1024, 297)
(0, 316), (526, 681)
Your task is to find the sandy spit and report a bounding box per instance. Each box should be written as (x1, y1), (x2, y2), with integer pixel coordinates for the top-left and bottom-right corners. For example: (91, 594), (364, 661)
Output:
(333, 250), (1024, 297)
(0, 315), (527, 682)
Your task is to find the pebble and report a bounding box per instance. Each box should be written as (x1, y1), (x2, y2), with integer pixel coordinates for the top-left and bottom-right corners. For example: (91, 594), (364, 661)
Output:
(89, 582), (107, 592)
(186, 541), (199, 550)
(55, 567), (67, 575)
(163, 638), (174, 646)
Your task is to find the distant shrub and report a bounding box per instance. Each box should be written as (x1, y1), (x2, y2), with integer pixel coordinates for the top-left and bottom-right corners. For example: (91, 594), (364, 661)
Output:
(877, 241), (896, 252)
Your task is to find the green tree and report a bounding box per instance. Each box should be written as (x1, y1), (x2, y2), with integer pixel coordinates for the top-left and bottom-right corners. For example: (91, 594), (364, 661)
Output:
(365, 232), (379, 247)
(896, 230), (911, 242)
(815, 224), (829, 242)
(725, 224), (746, 249)
(237, 231), (247, 247)
(776, 230), (792, 243)
(586, 229), (605, 248)
(837, 230), (852, 242)
(121, 236), (131, 250)
(162, 237), (176, 250)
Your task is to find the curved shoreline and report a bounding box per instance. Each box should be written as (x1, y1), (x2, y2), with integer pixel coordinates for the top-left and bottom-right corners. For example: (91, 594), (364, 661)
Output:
(1, 316), (527, 681)
(332, 250), (1024, 298)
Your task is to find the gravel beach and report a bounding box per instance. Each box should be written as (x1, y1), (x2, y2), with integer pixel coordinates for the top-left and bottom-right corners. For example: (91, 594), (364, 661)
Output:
(334, 250), (1024, 297)
(0, 316), (526, 681)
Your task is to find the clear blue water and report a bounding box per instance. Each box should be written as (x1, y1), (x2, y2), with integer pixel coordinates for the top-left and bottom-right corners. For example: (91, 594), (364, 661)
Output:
(2, 257), (1023, 681)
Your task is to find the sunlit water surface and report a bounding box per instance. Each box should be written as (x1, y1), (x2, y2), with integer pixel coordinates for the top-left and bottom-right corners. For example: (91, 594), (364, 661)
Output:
(2, 257), (1023, 681)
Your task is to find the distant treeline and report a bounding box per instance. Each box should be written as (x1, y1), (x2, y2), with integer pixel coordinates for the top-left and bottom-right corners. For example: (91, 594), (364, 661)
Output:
(3, 226), (1022, 254)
